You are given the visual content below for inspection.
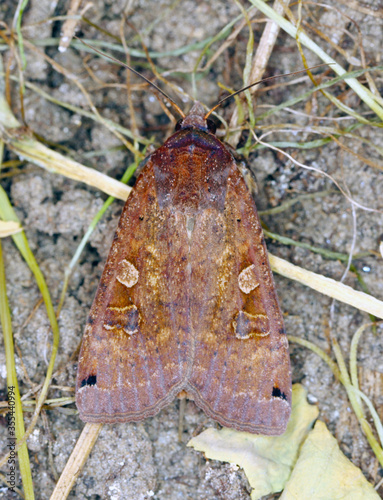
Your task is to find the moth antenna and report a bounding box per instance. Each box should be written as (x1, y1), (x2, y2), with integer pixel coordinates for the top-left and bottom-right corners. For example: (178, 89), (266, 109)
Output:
(74, 36), (186, 118)
(204, 63), (332, 120)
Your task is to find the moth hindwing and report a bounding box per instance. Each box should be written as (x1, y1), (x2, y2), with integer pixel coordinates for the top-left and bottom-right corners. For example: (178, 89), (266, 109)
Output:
(76, 102), (291, 435)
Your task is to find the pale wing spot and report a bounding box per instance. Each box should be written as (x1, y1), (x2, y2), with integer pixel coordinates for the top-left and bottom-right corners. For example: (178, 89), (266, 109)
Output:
(238, 264), (259, 294)
(116, 259), (139, 288)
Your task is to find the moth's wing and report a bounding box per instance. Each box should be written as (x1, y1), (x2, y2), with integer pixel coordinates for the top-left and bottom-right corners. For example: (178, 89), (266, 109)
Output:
(76, 164), (191, 423)
(186, 163), (291, 435)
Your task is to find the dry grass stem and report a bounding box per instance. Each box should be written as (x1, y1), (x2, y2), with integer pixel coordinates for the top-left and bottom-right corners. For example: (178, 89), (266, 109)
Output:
(49, 423), (103, 499)
(269, 254), (383, 319)
(228, 0), (290, 146)
(0, 220), (22, 236)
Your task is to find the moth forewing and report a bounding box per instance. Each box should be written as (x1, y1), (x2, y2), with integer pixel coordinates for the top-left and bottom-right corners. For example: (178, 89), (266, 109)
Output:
(76, 102), (291, 435)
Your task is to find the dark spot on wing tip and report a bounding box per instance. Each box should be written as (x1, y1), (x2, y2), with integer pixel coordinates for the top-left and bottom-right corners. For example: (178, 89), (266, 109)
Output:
(81, 375), (97, 388)
(272, 386), (287, 401)
(87, 315), (95, 325)
(279, 327), (286, 335)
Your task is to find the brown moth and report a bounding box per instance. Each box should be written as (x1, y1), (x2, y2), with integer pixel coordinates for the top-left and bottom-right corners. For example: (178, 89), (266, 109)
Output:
(76, 101), (291, 435)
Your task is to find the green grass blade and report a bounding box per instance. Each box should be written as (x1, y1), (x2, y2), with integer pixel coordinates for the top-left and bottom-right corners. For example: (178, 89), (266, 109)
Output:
(0, 241), (34, 499)
(0, 186), (60, 460)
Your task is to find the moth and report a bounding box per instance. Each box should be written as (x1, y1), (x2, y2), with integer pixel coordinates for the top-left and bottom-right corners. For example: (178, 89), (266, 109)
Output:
(76, 100), (291, 435)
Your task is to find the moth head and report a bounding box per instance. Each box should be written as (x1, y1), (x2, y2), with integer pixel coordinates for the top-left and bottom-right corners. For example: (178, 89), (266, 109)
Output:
(175, 102), (216, 134)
